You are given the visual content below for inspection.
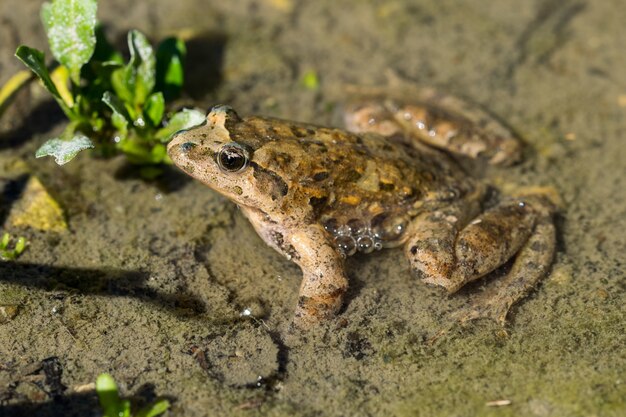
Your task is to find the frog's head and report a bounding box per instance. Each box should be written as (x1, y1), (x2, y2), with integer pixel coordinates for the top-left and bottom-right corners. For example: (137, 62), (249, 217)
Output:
(167, 105), (289, 213)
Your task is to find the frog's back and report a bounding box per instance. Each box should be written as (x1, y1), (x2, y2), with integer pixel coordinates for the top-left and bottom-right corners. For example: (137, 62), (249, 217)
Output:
(232, 116), (473, 250)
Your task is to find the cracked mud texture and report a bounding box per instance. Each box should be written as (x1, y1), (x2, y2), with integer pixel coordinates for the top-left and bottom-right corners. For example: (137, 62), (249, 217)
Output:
(0, 0), (624, 416)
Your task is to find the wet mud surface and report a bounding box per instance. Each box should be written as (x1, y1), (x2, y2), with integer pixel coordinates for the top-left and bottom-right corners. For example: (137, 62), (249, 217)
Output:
(0, 0), (624, 416)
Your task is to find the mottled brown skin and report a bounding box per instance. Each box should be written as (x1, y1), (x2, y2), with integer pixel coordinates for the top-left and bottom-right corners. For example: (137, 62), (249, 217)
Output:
(167, 97), (557, 328)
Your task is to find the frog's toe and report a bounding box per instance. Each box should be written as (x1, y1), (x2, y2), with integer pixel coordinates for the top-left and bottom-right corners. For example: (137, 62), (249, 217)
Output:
(453, 299), (510, 326)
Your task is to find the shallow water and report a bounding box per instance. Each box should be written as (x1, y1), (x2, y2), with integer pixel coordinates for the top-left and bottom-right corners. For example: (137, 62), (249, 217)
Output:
(0, 0), (624, 416)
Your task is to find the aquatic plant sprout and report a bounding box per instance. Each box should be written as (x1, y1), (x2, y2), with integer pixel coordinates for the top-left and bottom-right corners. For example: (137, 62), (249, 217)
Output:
(14, 0), (204, 167)
(0, 233), (28, 261)
(96, 373), (170, 417)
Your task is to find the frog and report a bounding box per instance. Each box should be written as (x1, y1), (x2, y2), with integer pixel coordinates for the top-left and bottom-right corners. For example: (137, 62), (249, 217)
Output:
(167, 91), (558, 329)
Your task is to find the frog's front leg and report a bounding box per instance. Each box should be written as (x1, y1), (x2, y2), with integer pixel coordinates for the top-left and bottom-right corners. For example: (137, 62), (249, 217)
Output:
(405, 194), (556, 325)
(241, 209), (348, 327)
(289, 226), (348, 327)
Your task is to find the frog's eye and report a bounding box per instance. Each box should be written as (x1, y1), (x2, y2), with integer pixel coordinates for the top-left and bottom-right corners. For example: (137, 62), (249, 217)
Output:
(217, 142), (250, 172)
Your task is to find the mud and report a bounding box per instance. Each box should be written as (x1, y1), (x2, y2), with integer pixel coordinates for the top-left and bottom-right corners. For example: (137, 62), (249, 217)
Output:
(0, 0), (624, 416)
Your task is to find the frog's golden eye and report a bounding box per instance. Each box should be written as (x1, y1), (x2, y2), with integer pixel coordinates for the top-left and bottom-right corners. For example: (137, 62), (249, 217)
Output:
(217, 142), (250, 172)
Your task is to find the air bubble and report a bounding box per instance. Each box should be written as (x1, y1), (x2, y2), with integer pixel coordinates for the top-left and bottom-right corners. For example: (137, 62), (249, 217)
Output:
(357, 235), (375, 254)
(335, 235), (356, 257)
(372, 213), (408, 243)
(323, 218), (340, 236)
(347, 219), (366, 236)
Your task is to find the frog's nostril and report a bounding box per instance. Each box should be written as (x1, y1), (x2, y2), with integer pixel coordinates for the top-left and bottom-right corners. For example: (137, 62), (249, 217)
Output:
(180, 142), (197, 153)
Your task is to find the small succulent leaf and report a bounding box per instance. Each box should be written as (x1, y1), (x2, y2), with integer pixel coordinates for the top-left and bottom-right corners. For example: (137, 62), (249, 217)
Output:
(144, 92), (164, 126)
(41, 0), (98, 84)
(150, 143), (167, 163)
(96, 373), (124, 417)
(102, 91), (130, 122)
(15, 237), (27, 255)
(50, 65), (74, 107)
(35, 134), (94, 165)
(15, 46), (73, 117)
(1, 233), (9, 248)
(121, 400), (132, 417)
(111, 67), (134, 104)
(155, 108), (205, 142)
(116, 136), (151, 163)
(127, 30), (156, 106)
(112, 30), (156, 108)
(136, 399), (171, 417)
(0, 69), (32, 120)
(155, 37), (186, 100)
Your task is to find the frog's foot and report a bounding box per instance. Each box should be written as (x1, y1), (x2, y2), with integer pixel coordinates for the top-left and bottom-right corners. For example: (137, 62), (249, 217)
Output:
(289, 226), (348, 329)
(406, 194), (556, 325)
(343, 93), (522, 166)
(293, 287), (347, 328)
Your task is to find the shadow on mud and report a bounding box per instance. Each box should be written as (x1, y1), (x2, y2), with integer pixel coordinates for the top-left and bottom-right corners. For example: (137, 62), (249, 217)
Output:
(0, 392), (100, 417)
(0, 262), (206, 317)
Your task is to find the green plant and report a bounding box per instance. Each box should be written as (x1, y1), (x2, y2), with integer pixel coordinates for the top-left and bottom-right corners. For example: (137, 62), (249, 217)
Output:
(0, 233), (28, 260)
(14, 0), (204, 167)
(96, 373), (170, 417)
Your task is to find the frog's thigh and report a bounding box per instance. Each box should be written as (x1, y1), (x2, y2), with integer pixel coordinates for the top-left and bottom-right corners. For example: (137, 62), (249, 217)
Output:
(449, 199), (538, 291)
(405, 199), (538, 293)
(289, 226), (348, 327)
(455, 214), (556, 325)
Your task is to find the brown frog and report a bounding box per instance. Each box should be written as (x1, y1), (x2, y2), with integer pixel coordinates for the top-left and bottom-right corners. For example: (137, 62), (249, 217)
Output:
(167, 92), (557, 328)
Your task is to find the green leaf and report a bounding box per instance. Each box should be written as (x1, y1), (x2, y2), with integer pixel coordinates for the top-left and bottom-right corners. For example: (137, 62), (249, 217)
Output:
(155, 108), (205, 142)
(150, 143), (167, 163)
(41, 0), (98, 84)
(102, 91), (130, 134)
(15, 46), (73, 117)
(144, 92), (164, 126)
(35, 133), (94, 165)
(136, 399), (171, 417)
(1, 233), (9, 249)
(155, 37), (186, 100)
(301, 70), (319, 91)
(112, 30), (156, 108)
(129, 30), (156, 106)
(14, 237), (27, 255)
(96, 373), (124, 417)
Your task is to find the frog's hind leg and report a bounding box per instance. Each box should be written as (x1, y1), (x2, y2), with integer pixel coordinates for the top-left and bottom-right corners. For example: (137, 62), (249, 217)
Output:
(343, 92), (521, 165)
(405, 194), (556, 325)
(455, 212), (556, 325)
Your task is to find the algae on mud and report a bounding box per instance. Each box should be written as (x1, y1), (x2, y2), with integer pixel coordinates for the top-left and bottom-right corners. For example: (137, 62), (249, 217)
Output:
(1, 0), (625, 416)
